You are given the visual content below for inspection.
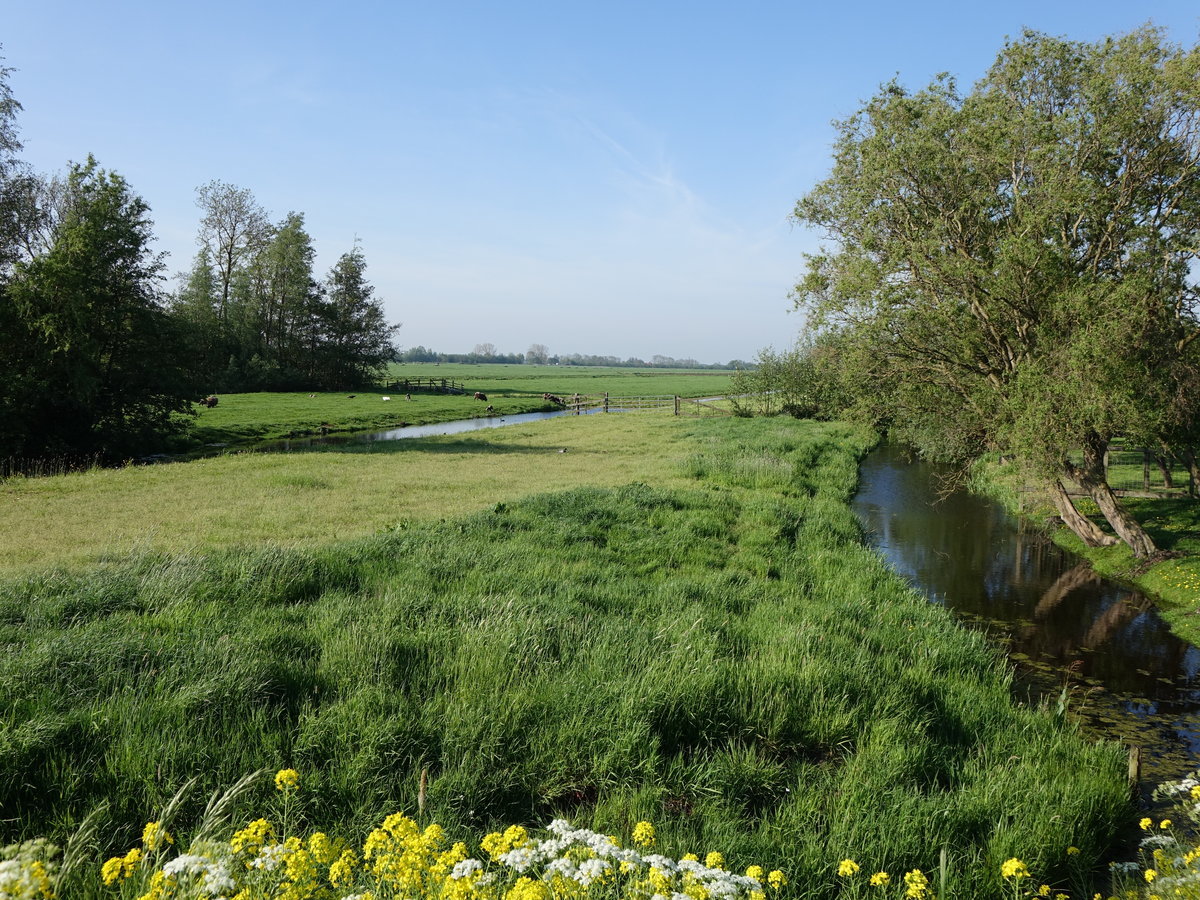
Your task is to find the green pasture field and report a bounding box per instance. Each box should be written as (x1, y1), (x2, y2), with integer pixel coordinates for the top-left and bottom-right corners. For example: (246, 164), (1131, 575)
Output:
(173, 365), (734, 454)
(177, 390), (552, 453)
(385, 362), (734, 399)
(0, 417), (1129, 900)
(0, 414), (698, 573)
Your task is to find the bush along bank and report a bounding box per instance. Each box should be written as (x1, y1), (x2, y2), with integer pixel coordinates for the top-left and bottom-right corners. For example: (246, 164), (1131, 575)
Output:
(0, 419), (1131, 899)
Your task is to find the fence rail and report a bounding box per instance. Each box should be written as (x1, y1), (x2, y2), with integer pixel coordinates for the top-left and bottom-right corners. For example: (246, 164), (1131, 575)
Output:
(1057, 446), (1198, 499)
(381, 377), (466, 395)
(545, 393), (732, 417)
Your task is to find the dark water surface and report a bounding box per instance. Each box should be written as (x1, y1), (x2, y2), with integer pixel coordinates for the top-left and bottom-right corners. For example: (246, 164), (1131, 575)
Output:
(852, 444), (1200, 789)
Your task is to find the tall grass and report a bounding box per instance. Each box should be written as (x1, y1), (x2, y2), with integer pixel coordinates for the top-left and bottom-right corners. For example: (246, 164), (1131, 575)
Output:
(0, 419), (1129, 899)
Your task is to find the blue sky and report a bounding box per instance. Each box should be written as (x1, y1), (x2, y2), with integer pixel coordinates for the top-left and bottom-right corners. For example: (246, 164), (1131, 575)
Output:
(5, 2), (1199, 363)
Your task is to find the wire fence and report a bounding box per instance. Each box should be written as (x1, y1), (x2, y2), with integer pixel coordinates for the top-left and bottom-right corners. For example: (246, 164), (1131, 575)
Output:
(1062, 446), (1197, 498)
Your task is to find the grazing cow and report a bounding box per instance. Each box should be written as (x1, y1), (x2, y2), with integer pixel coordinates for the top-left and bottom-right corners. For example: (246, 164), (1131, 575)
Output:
(543, 392), (565, 406)
(382, 396), (391, 401)
(201, 395), (219, 408)
(474, 391), (488, 401)
(485, 405), (494, 414)
(348, 395), (356, 399)
(405, 393), (412, 401)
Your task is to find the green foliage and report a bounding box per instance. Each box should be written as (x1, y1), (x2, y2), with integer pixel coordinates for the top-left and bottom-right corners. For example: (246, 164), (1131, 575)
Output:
(179, 187), (399, 393)
(792, 25), (1200, 556)
(1, 157), (197, 460)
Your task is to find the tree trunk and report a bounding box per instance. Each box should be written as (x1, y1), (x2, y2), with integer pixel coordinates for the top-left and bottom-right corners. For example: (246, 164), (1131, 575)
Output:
(1064, 433), (1158, 559)
(1155, 454), (1175, 489)
(1046, 479), (1119, 548)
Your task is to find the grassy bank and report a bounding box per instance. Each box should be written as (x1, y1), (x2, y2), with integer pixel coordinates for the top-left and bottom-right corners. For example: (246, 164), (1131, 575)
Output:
(0, 418), (1130, 899)
(973, 459), (1200, 647)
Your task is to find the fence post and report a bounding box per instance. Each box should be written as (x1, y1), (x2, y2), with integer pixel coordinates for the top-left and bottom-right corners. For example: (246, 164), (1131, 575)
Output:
(674, 395), (680, 416)
(603, 392), (609, 413)
(1143, 451), (1151, 490)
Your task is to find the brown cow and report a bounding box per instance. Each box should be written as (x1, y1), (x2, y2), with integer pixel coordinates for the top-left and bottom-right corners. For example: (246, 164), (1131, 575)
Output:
(474, 391), (488, 401)
(201, 395), (219, 408)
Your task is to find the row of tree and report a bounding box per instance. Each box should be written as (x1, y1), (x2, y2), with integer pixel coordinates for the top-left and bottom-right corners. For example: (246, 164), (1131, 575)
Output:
(175, 183), (397, 393)
(399, 343), (749, 369)
(769, 26), (1200, 560)
(0, 58), (399, 462)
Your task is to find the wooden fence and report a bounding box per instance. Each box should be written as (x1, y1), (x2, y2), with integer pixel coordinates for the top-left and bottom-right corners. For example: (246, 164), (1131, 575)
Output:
(546, 393), (731, 417)
(381, 377), (466, 395)
(1019, 446), (1199, 499)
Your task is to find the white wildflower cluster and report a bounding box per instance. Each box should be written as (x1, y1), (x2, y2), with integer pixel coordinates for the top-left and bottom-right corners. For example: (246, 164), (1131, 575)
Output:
(162, 851), (238, 896)
(450, 858), (484, 880)
(0, 840), (57, 900)
(491, 820), (764, 899)
(250, 841), (289, 872)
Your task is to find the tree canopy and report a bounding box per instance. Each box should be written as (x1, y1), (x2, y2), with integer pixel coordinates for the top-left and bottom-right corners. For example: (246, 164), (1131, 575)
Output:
(793, 26), (1200, 557)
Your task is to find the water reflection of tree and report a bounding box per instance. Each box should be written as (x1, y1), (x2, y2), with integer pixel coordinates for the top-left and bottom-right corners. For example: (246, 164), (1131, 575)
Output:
(1014, 562), (1191, 693)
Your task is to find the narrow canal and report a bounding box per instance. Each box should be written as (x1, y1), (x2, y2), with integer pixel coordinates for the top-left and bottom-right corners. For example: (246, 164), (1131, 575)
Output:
(852, 443), (1200, 794)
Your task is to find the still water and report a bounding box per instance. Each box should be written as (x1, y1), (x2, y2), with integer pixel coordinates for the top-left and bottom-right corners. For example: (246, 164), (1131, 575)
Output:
(260, 409), (587, 451)
(852, 444), (1200, 789)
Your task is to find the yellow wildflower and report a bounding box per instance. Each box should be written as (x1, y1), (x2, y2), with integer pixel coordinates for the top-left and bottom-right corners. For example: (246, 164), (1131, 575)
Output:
(231, 818), (274, 855)
(1067, 847), (1080, 856)
(1001, 858), (1030, 880)
(838, 859), (861, 877)
(633, 821), (656, 849)
(746, 865), (765, 881)
(904, 869), (929, 900)
(275, 768), (300, 791)
(122, 847), (142, 877)
(1160, 819), (1172, 829)
(1140, 817), (1153, 831)
(1039, 885), (1051, 897)
(767, 870), (787, 890)
(706, 851), (725, 870)
(329, 848), (358, 887)
(683, 853), (700, 863)
(650, 867), (673, 894)
(506, 876), (549, 900)
(870, 872), (890, 887)
(1145, 869), (1157, 883)
(1192, 785), (1200, 801)
(101, 856), (124, 885)
(141, 821), (173, 851)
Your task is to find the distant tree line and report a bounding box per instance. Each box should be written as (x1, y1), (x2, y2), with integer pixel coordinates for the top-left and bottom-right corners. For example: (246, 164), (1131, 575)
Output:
(0, 57), (398, 462)
(398, 343), (749, 370)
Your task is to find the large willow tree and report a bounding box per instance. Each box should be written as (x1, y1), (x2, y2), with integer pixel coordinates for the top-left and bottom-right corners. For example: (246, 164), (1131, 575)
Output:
(793, 26), (1200, 558)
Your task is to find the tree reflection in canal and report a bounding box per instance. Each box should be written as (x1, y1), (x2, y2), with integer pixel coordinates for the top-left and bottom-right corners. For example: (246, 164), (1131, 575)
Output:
(853, 444), (1200, 789)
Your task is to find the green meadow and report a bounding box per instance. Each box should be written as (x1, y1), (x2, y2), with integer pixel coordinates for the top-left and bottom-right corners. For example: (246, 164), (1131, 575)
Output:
(385, 363), (735, 399)
(176, 365), (734, 453)
(0, 415), (1130, 899)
